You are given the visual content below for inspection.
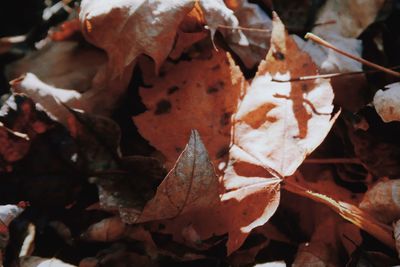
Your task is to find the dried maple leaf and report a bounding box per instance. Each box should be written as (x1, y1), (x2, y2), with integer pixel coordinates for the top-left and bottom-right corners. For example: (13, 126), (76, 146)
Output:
(133, 13), (337, 254)
(230, 12), (335, 179)
(134, 48), (245, 170)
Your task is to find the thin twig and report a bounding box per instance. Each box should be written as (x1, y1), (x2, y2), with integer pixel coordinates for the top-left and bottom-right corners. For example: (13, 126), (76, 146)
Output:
(304, 158), (363, 164)
(217, 24), (271, 33)
(272, 65), (400, 82)
(305, 32), (400, 78)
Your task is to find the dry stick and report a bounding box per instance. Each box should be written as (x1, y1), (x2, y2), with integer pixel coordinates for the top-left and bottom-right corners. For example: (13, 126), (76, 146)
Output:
(272, 66), (400, 82)
(217, 24), (271, 33)
(305, 33), (400, 78)
(304, 158), (363, 164)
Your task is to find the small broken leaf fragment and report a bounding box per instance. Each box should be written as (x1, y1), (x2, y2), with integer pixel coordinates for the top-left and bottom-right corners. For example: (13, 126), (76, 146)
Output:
(373, 82), (400, 122)
(19, 256), (76, 267)
(359, 179), (400, 223)
(137, 130), (219, 223)
(394, 219), (400, 259)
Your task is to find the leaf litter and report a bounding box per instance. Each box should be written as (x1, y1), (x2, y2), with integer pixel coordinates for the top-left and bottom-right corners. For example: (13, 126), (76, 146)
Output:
(0, 0), (400, 266)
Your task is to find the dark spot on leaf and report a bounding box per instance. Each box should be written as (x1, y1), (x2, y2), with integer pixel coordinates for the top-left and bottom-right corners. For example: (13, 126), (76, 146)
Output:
(175, 147), (182, 153)
(273, 51), (285, 61)
(159, 70), (167, 77)
(216, 146), (229, 159)
(154, 99), (171, 115)
(167, 86), (179, 95)
(220, 112), (231, 126)
(207, 81), (225, 94)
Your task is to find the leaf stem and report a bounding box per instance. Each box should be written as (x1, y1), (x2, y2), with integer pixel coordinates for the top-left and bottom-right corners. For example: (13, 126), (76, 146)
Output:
(304, 158), (363, 164)
(305, 32), (400, 78)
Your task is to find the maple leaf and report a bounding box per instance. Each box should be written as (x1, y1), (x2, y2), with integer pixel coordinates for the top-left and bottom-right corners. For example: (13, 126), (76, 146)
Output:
(133, 13), (337, 254)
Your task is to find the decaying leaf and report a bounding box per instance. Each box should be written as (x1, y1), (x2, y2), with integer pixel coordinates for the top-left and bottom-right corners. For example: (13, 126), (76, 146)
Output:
(373, 82), (400, 122)
(224, 0), (272, 68)
(360, 179), (400, 223)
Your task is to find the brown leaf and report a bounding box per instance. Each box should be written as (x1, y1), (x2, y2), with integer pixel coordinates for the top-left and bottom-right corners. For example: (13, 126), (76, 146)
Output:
(79, 0), (195, 77)
(134, 48), (245, 170)
(137, 130), (219, 222)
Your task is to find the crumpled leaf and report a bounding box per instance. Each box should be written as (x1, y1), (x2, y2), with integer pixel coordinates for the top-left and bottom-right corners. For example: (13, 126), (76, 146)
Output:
(224, 0), (272, 68)
(198, 0), (248, 46)
(134, 13), (337, 254)
(373, 82), (400, 122)
(79, 0), (196, 76)
(11, 73), (81, 126)
(0, 203), (25, 229)
(137, 130), (219, 223)
(7, 40), (131, 118)
(359, 179), (400, 224)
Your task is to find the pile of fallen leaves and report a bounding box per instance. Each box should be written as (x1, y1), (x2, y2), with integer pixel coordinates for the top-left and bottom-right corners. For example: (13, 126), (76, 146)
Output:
(1, 0), (400, 266)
